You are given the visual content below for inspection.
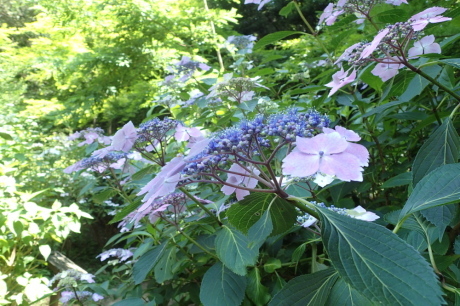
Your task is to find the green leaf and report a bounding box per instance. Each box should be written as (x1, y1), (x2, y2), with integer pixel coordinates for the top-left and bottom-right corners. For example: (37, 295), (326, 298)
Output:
(0, 132), (13, 140)
(215, 225), (258, 275)
(360, 64), (383, 92)
(412, 118), (460, 186)
(247, 210), (273, 249)
(133, 241), (168, 284)
(279, 2), (295, 17)
(399, 164), (460, 220)
(226, 193), (297, 236)
(326, 277), (372, 305)
(381, 172), (412, 188)
(200, 262), (247, 306)
(109, 198), (142, 224)
(399, 65), (442, 102)
(421, 204), (457, 241)
(154, 245), (176, 283)
(263, 258), (281, 273)
(317, 207), (444, 305)
(246, 268), (271, 306)
(440, 58), (460, 69)
(254, 31), (304, 50)
(92, 188), (117, 203)
(455, 236), (460, 254)
(268, 269), (338, 306)
(376, 9), (409, 23)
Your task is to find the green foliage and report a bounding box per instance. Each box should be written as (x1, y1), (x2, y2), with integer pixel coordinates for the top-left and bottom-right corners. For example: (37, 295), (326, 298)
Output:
(5, 0), (460, 304)
(317, 207), (444, 305)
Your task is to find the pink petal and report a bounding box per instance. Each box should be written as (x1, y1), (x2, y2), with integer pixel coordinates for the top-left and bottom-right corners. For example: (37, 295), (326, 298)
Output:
(319, 153), (363, 181)
(360, 28), (389, 59)
(345, 143), (369, 166)
(282, 151), (319, 177)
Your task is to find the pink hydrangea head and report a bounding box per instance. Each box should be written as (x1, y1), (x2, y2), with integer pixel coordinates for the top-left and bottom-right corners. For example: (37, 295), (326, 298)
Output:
(408, 35), (441, 58)
(137, 156), (186, 205)
(111, 121), (138, 152)
(410, 7), (451, 31)
(175, 124), (203, 142)
(371, 57), (403, 82)
(282, 133), (364, 182)
(221, 164), (260, 201)
(360, 28), (389, 59)
(325, 68), (356, 97)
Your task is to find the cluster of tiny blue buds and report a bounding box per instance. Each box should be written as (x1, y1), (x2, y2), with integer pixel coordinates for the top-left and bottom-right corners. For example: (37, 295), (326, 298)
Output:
(182, 109), (329, 176)
(80, 152), (127, 169)
(262, 108), (330, 141)
(136, 118), (178, 143)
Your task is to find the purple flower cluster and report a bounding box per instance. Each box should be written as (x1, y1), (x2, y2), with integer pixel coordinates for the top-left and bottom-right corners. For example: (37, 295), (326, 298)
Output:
(60, 291), (104, 305)
(136, 117), (178, 143)
(97, 248), (134, 262)
(325, 6), (451, 95)
(165, 56), (210, 83)
(227, 35), (257, 54)
(182, 109), (330, 176)
(68, 127), (111, 147)
(64, 152), (128, 173)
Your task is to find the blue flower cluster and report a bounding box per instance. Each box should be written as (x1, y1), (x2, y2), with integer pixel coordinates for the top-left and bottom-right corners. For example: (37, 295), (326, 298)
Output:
(182, 108), (330, 176)
(80, 152), (128, 169)
(136, 118), (178, 143)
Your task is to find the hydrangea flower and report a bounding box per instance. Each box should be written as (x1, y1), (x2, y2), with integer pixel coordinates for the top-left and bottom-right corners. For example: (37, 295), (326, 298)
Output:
(410, 7), (452, 31)
(282, 132), (364, 182)
(325, 68), (356, 97)
(137, 156), (186, 206)
(175, 124), (203, 142)
(323, 126), (369, 166)
(371, 58), (404, 81)
(97, 248), (134, 262)
(360, 28), (389, 59)
(111, 121), (138, 152)
(221, 164), (261, 200)
(244, 0), (272, 10)
(408, 35), (441, 58)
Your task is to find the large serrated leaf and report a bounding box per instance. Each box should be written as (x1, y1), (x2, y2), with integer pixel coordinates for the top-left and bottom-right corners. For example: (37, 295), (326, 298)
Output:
(248, 210), (273, 249)
(421, 204), (458, 241)
(382, 172), (412, 188)
(326, 277), (372, 306)
(215, 225), (258, 275)
(412, 118), (460, 186)
(254, 31), (304, 50)
(317, 207), (444, 305)
(268, 269), (338, 306)
(226, 193), (297, 236)
(133, 241), (169, 284)
(399, 163), (460, 220)
(199, 262), (247, 306)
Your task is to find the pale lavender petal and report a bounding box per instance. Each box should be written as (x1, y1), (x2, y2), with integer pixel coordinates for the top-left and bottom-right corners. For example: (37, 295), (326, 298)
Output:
(282, 151), (319, 177)
(111, 121), (138, 152)
(333, 126), (361, 141)
(360, 28), (389, 59)
(345, 143), (369, 166)
(320, 153), (363, 181)
(235, 189), (250, 201)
